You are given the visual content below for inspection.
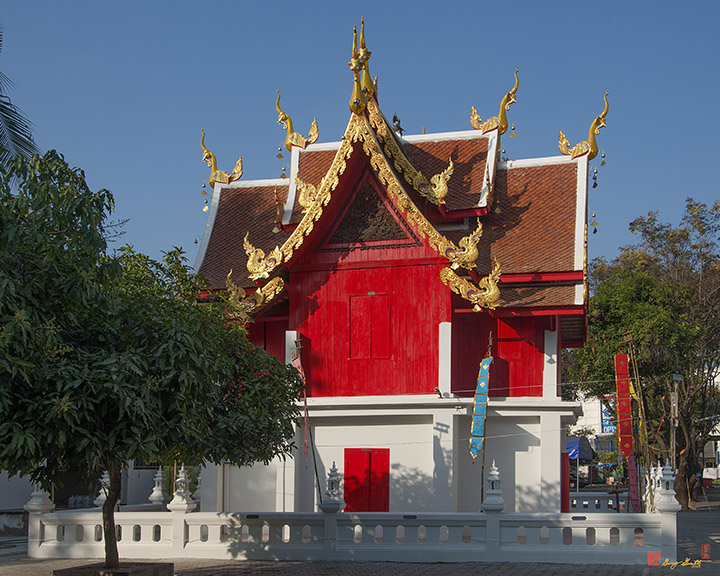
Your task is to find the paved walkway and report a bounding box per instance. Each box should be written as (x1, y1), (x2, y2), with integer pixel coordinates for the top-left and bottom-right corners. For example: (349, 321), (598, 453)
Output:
(2, 487), (719, 575)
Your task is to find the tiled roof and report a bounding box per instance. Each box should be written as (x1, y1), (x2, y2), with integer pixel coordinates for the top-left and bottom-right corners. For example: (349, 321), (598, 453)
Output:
(198, 184), (290, 290)
(197, 129), (583, 311)
(445, 162), (579, 275)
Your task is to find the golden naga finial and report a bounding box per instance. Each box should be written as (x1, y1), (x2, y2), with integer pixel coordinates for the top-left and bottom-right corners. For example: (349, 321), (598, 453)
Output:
(295, 175), (318, 214)
(440, 258), (501, 311)
(358, 18), (374, 100)
(244, 232), (283, 280)
(276, 91), (319, 151)
(200, 129), (243, 187)
(417, 158), (454, 204)
(559, 91), (609, 160)
(470, 67), (519, 135)
(445, 218), (483, 270)
(348, 25), (367, 115)
(226, 270), (285, 320)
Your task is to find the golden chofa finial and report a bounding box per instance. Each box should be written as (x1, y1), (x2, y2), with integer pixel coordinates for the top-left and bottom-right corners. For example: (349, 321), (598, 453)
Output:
(276, 91), (319, 151)
(348, 25), (367, 115)
(200, 129), (243, 187)
(359, 18), (374, 99)
(470, 67), (519, 135)
(559, 91), (609, 160)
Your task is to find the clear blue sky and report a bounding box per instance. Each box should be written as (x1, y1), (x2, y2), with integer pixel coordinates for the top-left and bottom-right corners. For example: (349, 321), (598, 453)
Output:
(2, 1), (718, 265)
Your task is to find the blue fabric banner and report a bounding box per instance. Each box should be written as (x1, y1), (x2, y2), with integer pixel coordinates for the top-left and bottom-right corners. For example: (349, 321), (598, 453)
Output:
(469, 357), (492, 459)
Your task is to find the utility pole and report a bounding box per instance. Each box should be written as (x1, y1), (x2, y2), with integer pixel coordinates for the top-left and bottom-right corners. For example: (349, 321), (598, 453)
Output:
(671, 371), (682, 471)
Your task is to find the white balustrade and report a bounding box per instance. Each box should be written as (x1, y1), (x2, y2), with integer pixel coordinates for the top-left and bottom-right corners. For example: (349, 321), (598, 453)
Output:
(23, 463), (678, 565)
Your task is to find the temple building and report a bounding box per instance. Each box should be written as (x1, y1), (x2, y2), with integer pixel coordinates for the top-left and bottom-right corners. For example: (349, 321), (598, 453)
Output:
(194, 22), (607, 514)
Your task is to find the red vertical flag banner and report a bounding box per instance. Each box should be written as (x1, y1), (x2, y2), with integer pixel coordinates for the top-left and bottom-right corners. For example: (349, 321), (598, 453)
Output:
(615, 354), (633, 459)
(615, 353), (640, 511)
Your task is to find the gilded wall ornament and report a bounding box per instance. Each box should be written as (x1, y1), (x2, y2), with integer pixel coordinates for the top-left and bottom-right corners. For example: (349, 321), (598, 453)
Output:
(470, 68), (519, 135)
(244, 232), (282, 280)
(559, 91), (609, 160)
(276, 91), (319, 151)
(440, 259), (501, 311)
(200, 129), (243, 187)
(227, 271), (285, 319)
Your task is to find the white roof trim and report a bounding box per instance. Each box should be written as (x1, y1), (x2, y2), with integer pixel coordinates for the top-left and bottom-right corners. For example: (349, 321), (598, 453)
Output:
(500, 155), (577, 169)
(194, 183), (223, 274)
(217, 177), (289, 189)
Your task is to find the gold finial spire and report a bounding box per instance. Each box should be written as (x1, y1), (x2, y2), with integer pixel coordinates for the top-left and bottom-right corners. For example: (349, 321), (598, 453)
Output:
(200, 129), (243, 187)
(348, 25), (366, 115)
(470, 68), (519, 135)
(276, 91), (318, 151)
(359, 18), (374, 99)
(559, 91), (609, 160)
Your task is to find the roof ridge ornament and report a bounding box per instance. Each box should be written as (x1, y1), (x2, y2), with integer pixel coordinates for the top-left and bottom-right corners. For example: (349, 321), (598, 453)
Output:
(276, 91), (319, 151)
(559, 90), (609, 160)
(200, 129), (243, 187)
(359, 18), (375, 100)
(471, 68), (519, 135)
(348, 25), (367, 115)
(440, 258), (501, 311)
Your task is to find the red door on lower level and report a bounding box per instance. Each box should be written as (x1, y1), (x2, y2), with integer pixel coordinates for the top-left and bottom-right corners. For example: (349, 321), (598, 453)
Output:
(343, 448), (390, 512)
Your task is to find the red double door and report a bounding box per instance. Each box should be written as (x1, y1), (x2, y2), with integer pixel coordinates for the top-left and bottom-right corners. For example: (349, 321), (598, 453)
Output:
(343, 448), (389, 512)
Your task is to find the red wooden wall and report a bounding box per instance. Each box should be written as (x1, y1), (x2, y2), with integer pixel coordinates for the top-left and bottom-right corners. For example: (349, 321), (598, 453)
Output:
(290, 263), (450, 397)
(451, 309), (548, 398)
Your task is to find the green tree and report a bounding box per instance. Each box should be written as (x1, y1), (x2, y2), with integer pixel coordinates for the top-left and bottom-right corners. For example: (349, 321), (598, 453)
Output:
(568, 198), (720, 509)
(0, 151), (304, 568)
(0, 27), (38, 167)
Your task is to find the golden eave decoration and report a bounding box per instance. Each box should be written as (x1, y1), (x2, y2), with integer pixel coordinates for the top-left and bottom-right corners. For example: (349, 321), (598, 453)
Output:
(446, 218), (483, 270)
(295, 175), (318, 214)
(244, 232), (283, 280)
(226, 271), (285, 320)
(367, 100), (454, 205)
(470, 68), (519, 135)
(559, 91), (609, 160)
(200, 129), (243, 187)
(276, 91), (319, 151)
(440, 258), (501, 311)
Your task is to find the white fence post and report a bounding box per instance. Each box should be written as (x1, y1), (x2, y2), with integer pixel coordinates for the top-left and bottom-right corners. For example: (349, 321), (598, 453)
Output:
(24, 488), (54, 558)
(481, 461), (504, 558)
(655, 462), (680, 563)
(167, 465), (196, 553)
(318, 462), (344, 553)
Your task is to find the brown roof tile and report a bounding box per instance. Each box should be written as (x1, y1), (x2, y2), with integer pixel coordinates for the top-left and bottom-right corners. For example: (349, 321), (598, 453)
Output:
(498, 284), (577, 308)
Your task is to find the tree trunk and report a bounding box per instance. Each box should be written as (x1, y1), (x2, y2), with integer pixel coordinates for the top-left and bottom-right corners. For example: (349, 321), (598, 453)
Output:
(102, 467), (122, 569)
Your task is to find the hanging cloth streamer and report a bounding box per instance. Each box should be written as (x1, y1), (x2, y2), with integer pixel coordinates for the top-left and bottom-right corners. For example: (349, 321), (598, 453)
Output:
(469, 357), (493, 459)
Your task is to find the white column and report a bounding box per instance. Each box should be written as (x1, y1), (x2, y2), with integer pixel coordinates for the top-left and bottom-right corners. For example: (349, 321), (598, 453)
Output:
(543, 328), (559, 399)
(540, 412), (562, 512)
(437, 322), (452, 397)
(285, 330), (298, 364)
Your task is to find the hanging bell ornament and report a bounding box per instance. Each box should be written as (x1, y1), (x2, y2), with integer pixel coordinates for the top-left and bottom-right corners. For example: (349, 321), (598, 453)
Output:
(601, 151), (606, 167)
(509, 123), (517, 138)
(203, 206), (209, 212)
